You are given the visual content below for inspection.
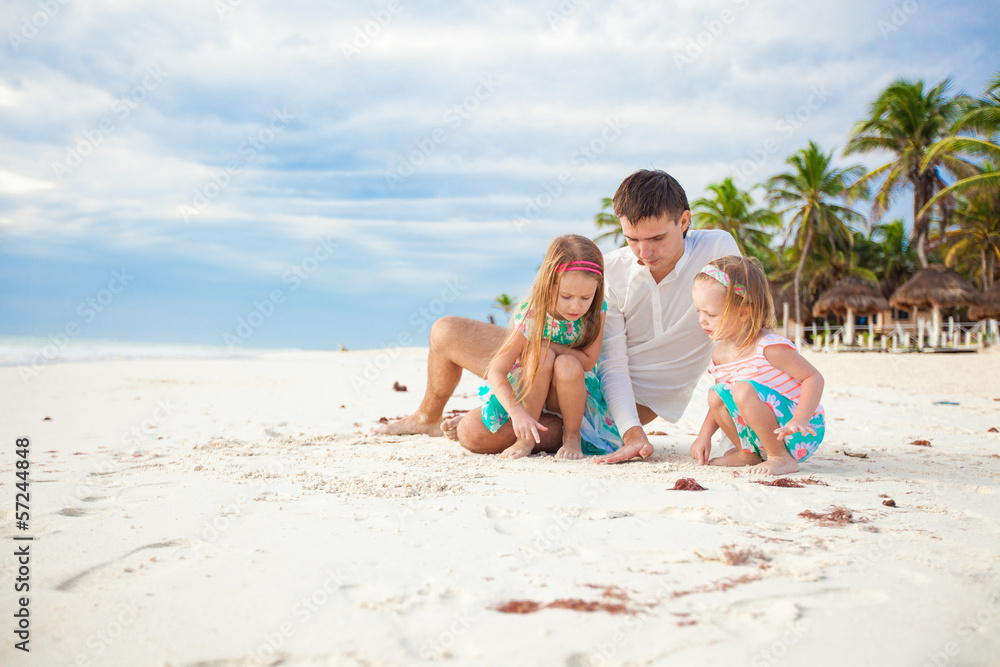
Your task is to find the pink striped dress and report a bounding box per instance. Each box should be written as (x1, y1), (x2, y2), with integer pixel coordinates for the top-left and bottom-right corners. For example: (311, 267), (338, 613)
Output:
(708, 333), (824, 416)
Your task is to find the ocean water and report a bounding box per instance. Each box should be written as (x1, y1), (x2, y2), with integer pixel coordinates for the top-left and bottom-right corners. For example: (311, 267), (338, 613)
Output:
(0, 336), (280, 368)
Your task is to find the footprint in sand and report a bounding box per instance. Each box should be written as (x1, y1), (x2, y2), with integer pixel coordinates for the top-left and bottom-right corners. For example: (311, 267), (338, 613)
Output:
(56, 538), (193, 592)
(57, 508), (96, 517)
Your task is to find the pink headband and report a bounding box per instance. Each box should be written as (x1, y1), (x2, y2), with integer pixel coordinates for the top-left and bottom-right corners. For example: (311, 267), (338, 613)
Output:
(556, 260), (602, 276)
(700, 264), (749, 301)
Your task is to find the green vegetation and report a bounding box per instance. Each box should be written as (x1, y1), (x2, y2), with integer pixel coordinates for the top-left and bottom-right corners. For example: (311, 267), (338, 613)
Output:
(593, 71), (1000, 325)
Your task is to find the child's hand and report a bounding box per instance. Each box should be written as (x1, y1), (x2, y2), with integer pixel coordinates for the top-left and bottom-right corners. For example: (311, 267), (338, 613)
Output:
(689, 437), (711, 465)
(774, 419), (816, 441)
(510, 407), (547, 444)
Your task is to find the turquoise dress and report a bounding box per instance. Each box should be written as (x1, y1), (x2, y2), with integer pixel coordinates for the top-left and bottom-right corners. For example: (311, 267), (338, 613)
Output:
(478, 300), (621, 456)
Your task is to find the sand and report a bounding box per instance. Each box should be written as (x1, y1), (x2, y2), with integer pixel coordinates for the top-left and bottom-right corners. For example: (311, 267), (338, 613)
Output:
(1, 348), (999, 666)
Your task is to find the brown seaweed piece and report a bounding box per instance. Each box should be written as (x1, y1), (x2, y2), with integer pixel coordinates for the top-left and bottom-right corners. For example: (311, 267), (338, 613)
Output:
(546, 599), (631, 614)
(751, 478), (804, 488)
(495, 600), (541, 614)
(909, 440), (932, 447)
(798, 505), (862, 526)
(799, 476), (829, 486)
(719, 545), (771, 566)
(670, 478), (707, 491)
(882, 499), (897, 507)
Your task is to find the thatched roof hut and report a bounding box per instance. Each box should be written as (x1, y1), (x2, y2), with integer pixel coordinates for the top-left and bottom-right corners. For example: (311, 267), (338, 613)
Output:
(889, 264), (982, 311)
(890, 264), (981, 346)
(813, 277), (889, 318)
(969, 283), (1000, 321)
(812, 277), (888, 346)
(770, 281), (812, 326)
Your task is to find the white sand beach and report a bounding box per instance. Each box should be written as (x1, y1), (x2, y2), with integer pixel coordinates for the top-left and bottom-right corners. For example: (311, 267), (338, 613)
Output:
(2, 348), (1000, 666)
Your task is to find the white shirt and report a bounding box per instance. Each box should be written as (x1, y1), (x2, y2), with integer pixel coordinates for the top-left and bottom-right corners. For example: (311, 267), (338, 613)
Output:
(597, 229), (741, 432)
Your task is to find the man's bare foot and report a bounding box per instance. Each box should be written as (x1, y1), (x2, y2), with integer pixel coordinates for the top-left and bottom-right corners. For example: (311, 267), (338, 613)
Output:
(372, 413), (443, 437)
(498, 439), (534, 460)
(708, 447), (763, 467)
(440, 415), (463, 441)
(555, 434), (584, 460)
(749, 457), (799, 475)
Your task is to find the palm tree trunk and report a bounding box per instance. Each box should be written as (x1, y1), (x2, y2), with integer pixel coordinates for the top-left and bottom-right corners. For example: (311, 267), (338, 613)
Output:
(914, 177), (932, 269)
(793, 226), (814, 326)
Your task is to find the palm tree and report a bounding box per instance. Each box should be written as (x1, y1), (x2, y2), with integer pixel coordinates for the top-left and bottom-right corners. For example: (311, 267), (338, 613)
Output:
(492, 293), (517, 321)
(920, 73), (1000, 213)
(691, 177), (780, 260)
(943, 193), (1000, 290)
(765, 141), (868, 325)
(593, 197), (625, 247)
(870, 218), (919, 297)
(845, 78), (978, 268)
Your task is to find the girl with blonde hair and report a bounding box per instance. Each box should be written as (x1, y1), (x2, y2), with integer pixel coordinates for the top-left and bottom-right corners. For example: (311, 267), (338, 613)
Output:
(689, 255), (826, 475)
(476, 234), (621, 460)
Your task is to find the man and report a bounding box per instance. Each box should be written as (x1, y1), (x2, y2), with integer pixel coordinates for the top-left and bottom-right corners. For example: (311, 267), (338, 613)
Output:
(376, 169), (740, 462)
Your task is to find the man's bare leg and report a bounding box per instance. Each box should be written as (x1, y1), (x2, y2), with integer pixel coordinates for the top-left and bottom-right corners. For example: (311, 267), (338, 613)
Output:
(374, 317), (507, 436)
(456, 411), (563, 455)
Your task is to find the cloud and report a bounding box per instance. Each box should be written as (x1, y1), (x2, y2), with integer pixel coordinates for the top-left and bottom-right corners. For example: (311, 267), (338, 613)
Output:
(1, 0), (998, 347)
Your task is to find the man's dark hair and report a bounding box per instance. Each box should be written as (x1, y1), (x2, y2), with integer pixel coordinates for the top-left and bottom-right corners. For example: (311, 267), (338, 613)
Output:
(612, 169), (690, 237)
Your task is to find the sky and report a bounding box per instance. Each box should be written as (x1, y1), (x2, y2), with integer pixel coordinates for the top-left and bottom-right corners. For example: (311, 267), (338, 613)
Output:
(1, 0), (998, 351)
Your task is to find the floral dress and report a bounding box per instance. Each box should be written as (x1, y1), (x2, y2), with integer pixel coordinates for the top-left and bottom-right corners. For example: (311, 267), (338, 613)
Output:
(708, 333), (825, 462)
(478, 299), (621, 456)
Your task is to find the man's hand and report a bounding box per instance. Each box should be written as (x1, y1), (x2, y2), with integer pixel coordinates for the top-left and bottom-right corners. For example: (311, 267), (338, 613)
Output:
(595, 426), (653, 464)
(689, 436), (711, 465)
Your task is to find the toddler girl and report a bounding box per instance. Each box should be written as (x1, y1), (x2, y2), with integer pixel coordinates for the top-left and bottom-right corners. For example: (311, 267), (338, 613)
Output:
(689, 255), (825, 475)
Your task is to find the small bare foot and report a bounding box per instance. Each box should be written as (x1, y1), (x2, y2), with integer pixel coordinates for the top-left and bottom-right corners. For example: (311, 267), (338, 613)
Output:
(372, 413), (443, 437)
(555, 434), (584, 460)
(749, 457), (799, 475)
(498, 440), (534, 460)
(709, 447), (763, 467)
(440, 415), (463, 441)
